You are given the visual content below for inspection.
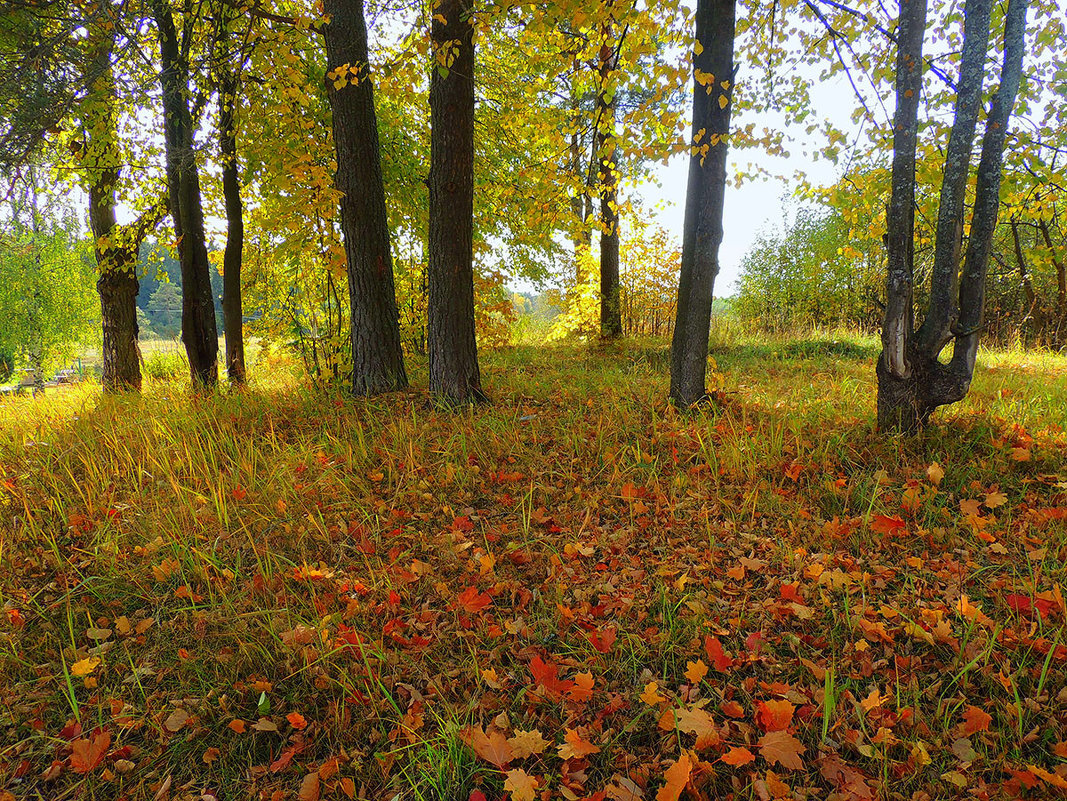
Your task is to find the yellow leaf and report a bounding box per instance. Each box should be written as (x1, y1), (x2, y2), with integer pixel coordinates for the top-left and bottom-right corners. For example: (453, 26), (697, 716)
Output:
(684, 660), (708, 684)
(71, 656), (101, 677)
(641, 681), (665, 705)
(719, 94), (729, 109)
(504, 768), (539, 801)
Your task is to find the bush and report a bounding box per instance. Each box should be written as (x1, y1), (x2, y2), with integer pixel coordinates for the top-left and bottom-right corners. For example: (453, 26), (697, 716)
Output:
(0, 349), (13, 383)
(142, 349), (188, 381)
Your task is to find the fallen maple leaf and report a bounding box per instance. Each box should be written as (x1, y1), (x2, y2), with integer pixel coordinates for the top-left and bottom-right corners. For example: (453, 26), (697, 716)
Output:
(70, 731), (110, 774)
(758, 729), (805, 770)
(926, 462), (945, 486)
(641, 681), (666, 705)
(529, 655), (573, 699)
(870, 514), (905, 535)
(673, 706), (720, 749)
(558, 728), (600, 760)
(684, 659), (708, 685)
(70, 656), (100, 678)
(508, 729), (549, 758)
(657, 753), (693, 801)
(567, 671), (595, 703)
(721, 747), (755, 767)
(756, 699), (794, 732)
(456, 586), (491, 613)
(504, 768), (539, 801)
(460, 725), (514, 768)
(960, 706), (992, 735)
(704, 636), (731, 671)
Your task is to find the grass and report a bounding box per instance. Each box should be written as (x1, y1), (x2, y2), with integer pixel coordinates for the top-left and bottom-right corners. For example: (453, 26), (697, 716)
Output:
(1, 330), (1066, 800)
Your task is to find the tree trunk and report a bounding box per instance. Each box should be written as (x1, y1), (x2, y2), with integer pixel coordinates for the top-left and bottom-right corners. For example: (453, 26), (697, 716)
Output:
(81, 15), (142, 392)
(669, 0), (736, 407)
(151, 0), (218, 390)
(218, 67), (246, 386)
(323, 0), (408, 395)
(427, 0), (486, 404)
(1038, 217), (1066, 343)
(877, 0), (1028, 431)
(597, 21), (622, 339)
(1012, 219), (1043, 339)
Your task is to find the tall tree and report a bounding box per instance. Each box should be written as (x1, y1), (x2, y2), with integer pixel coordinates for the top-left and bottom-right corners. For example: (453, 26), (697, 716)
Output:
(669, 0), (736, 407)
(322, 0), (409, 396)
(596, 18), (622, 339)
(877, 0), (1029, 431)
(150, 0), (219, 389)
(213, 6), (248, 386)
(428, 0), (486, 404)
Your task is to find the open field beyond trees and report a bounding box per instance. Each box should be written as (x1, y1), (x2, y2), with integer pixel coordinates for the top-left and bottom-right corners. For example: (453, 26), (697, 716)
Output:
(2, 336), (1067, 800)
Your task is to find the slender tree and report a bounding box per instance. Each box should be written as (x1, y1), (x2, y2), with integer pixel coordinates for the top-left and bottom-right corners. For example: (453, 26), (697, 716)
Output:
(669, 0), (736, 407)
(877, 0), (1029, 430)
(214, 10), (247, 386)
(427, 0), (486, 404)
(596, 18), (622, 339)
(150, 0), (219, 389)
(322, 0), (408, 395)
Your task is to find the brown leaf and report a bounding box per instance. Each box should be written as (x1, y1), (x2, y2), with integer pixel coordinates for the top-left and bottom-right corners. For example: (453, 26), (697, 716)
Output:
(758, 730), (805, 771)
(298, 771), (320, 801)
(460, 725), (514, 768)
(164, 709), (190, 733)
(70, 731), (110, 774)
(960, 705), (992, 735)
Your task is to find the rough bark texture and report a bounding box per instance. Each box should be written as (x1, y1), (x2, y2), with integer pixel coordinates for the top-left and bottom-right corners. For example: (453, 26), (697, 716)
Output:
(427, 0), (486, 404)
(152, 0), (218, 390)
(219, 68), (246, 386)
(323, 0), (408, 396)
(596, 22), (622, 339)
(669, 0), (736, 407)
(877, 0), (1029, 432)
(81, 18), (147, 393)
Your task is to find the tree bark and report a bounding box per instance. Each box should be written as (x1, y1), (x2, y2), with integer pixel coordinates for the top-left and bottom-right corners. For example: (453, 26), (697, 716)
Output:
(1038, 217), (1066, 343)
(669, 0), (736, 407)
(427, 0), (486, 404)
(323, 0), (408, 396)
(918, 0), (993, 354)
(877, 0), (1029, 431)
(597, 21), (622, 339)
(217, 26), (246, 386)
(151, 0), (219, 390)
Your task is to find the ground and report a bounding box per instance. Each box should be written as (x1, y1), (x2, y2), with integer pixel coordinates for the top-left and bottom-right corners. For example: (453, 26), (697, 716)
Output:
(1, 334), (1067, 801)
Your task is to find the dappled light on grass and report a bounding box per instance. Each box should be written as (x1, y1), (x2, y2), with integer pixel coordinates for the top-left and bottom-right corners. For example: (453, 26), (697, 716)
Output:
(1, 338), (1066, 799)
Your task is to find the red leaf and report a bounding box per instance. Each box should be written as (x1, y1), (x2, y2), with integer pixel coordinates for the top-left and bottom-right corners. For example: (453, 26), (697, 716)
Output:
(529, 655), (573, 699)
(456, 586), (491, 614)
(1004, 594), (1032, 614)
(871, 515), (905, 535)
(756, 699), (795, 732)
(588, 626), (617, 653)
(704, 636), (732, 671)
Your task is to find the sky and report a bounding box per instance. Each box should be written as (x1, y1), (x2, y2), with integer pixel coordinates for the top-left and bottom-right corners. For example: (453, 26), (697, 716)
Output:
(637, 72), (864, 296)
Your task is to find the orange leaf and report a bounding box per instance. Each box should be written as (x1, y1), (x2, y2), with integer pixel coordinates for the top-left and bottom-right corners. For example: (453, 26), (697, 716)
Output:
(1028, 764), (1067, 789)
(721, 747), (755, 767)
(228, 719), (247, 734)
(656, 753), (693, 801)
(287, 712), (308, 730)
(960, 706), (992, 735)
(298, 771), (320, 801)
(456, 586), (491, 613)
(558, 728), (600, 760)
(70, 731), (110, 774)
(567, 671), (595, 704)
(684, 660), (708, 685)
(756, 699), (795, 732)
(870, 515), (905, 535)
(641, 681), (666, 706)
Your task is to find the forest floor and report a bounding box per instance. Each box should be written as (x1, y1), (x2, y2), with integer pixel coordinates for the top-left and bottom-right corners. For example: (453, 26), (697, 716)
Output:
(2, 333), (1067, 801)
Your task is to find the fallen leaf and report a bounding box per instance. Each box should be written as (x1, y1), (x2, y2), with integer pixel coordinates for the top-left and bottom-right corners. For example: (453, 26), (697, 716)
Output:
(70, 656), (101, 678)
(721, 746), (756, 766)
(704, 636), (732, 671)
(504, 768), (539, 801)
(558, 728), (600, 760)
(756, 699), (795, 731)
(508, 729), (549, 759)
(657, 753), (692, 801)
(926, 463), (945, 485)
(202, 747), (220, 764)
(684, 659), (708, 685)
(456, 586), (491, 613)
(164, 709), (190, 733)
(567, 671), (595, 703)
(298, 770), (320, 801)
(70, 731), (110, 774)
(759, 729), (805, 771)
(641, 681), (665, 706)
(460, 725), (514, 768)
(228, 719), (247, 734)
(286, 712), (308, 730)
(960, 706), (992, 735)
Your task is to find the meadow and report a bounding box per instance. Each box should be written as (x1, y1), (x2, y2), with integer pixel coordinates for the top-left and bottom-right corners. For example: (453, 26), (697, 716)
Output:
(1, 331), (1066, 800)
